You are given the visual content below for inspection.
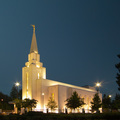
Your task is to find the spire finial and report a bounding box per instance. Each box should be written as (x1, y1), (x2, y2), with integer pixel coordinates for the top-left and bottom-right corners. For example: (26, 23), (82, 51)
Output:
(31, 24), (35, 31)
(30, 25), (38, 53)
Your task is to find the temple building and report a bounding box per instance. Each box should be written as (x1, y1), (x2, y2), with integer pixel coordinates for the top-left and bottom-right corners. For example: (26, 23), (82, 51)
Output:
(22, 26), (102, 113)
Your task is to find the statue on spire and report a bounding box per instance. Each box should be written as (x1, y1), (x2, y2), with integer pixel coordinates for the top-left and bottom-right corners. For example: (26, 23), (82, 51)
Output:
(31, 24), (35, 31)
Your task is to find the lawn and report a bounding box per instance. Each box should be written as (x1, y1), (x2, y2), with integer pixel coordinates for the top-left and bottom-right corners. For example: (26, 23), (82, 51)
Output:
(0, 112), (120, 120)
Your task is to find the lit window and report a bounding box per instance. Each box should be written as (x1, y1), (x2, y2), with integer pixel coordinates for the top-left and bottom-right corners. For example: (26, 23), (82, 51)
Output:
(26, 73), (28, 98)
(52, 93), (54, 100)
(26, 73), (28, 89)
(38, 73), (40, 79)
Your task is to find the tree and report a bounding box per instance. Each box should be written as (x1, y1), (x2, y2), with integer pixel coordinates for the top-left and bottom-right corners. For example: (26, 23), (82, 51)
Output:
(10, 85), (22, 100)
(14, 99), (22, 111)
(18, 89), (22, 99)
(0, 92), (13, 110)
(91, 93), (102, 112)
(10, 85), (18, 100)
(115, 54), (120, 90)
(102, 94), (111, 109)
(47, 97), (57, 112)
(102, 94), (112, 112)
(112, 94), (120, 110)
(115, 93), (120, 100)
(29, 99), (37, 111)
(65, 91), (85, 111)
(22, 98), (37, 112)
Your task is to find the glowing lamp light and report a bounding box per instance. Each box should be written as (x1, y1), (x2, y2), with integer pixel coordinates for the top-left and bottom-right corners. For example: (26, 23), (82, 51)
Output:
(36, 65), (40, 68)
(109, 95), (112, 98)
(95, 82), (101, 92)
(95, 82), (101, 87)
(15, 82), (20, 87)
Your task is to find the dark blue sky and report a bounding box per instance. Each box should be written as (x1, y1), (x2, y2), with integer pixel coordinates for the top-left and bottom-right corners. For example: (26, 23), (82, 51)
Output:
(0, 0), (120, 98)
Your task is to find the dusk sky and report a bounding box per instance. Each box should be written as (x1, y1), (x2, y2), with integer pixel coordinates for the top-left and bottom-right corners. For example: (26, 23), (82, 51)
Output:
(0, 0), (120, 98)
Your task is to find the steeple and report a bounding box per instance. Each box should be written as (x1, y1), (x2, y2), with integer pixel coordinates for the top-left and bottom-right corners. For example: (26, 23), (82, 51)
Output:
(30, 25), (38, 53)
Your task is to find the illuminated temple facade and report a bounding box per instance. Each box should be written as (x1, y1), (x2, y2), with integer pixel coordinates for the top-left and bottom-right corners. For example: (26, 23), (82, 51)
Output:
(22, 26), (102, 113)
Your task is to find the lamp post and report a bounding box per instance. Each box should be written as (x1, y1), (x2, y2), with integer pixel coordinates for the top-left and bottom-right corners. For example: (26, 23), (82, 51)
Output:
(95, 82), (101, 92)
(108, 95), (112, 112)
(15, 82), (20, 99)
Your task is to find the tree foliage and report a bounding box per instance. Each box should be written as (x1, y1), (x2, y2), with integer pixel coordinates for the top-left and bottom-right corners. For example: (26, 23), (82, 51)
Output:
(112, 94), (120, 110)
(91, 93), (102, 112)
(10, 85), (18, 100)
(102, 94), (111, 109)
(65, 91), (85, 110)
(0, 92), (13, 110)
(10, 85), (22, 100)
(115, 54), (120, 91)
(47, 97), (57, 111)
(115, 93), (120, 100)
(22, 98), (37, 111)
(14, 99), (22, 110)
(18, 89), (22, 99)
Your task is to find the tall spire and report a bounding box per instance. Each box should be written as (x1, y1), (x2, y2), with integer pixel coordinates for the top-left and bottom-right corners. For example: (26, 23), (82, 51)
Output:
(30, 25), (38, 53)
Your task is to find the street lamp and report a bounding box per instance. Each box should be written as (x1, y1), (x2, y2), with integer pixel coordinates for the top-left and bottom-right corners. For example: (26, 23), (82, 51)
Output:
(108, 95), (112, 111)
(15, 82), (20, 87)
(95, 82), (101, 92)
(15, 82), (20, 99)
(109, 95), (112, 98)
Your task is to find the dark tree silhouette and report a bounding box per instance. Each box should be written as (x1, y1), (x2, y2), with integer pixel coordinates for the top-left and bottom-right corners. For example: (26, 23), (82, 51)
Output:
(102, 94), (111, 109)
(22, 98), (37, 111)
(10, 85), (18, 100)
(65, 91), (85, 111)
(115, 54), (120, 90)
(18, 89), (22, 99)
(0, 92), (13, 110)
(112, 94), (120, 110)
(91, 93), (102, 112)
(10, 85), (22, 100)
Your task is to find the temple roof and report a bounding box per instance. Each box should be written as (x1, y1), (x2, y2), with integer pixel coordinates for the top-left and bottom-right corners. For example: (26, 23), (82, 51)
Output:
(30, 25), (38, 53)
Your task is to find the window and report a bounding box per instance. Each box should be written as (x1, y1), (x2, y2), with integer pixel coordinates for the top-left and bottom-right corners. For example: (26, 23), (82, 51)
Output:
(26, 73), (28, 89)
(52, 93), (54, 100)
(38, 73), (40, 79)
(26, 73), (28, 98)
